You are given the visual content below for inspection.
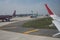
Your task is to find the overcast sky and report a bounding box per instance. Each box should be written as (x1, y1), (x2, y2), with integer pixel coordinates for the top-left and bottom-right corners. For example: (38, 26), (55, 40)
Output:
(0, 0), (60, 15)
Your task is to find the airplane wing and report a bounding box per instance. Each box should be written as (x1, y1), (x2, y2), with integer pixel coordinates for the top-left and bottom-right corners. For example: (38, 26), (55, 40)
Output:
(52, 20), (60, 37)
(52, 20), (60, 31)
(45, 4), (60, 37)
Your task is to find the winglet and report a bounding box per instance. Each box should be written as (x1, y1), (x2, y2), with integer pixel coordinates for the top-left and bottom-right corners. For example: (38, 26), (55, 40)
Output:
(45, 4), (54, 15)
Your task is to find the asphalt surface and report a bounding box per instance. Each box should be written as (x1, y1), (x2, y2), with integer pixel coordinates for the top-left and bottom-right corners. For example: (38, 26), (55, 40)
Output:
(0, 30), (60, 40)
(0, 17), (60, 40)
(0, 20), (60, 38)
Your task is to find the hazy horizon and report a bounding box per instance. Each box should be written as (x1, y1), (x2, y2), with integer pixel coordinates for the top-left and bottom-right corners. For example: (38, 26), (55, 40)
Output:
(0, 0), (60, 16)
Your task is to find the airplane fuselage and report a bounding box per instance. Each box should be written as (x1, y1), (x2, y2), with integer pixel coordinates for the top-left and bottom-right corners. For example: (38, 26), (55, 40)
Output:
(0, 10), (16, 22)
(0, 15), (12, 22)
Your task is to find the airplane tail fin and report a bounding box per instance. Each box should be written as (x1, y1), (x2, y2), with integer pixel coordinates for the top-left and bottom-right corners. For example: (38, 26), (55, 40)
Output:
(13, 10), (16, 17)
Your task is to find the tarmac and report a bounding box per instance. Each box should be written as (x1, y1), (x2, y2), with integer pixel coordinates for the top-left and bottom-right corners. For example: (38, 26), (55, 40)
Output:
(0, 16), (60, 40)
(0, 30), (60, 40)
(0, 17), (34, 27)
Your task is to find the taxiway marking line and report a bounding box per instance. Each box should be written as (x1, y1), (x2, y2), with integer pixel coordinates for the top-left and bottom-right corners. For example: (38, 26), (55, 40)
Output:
(23, 29), (39, 34)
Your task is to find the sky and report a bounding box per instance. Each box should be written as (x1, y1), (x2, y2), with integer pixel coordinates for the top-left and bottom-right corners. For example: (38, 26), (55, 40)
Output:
(0, 0), (60, 15)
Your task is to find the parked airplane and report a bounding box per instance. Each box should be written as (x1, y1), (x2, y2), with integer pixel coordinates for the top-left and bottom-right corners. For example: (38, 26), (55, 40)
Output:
(0, 10), (16, 22)
(45, 4), (60, 37)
